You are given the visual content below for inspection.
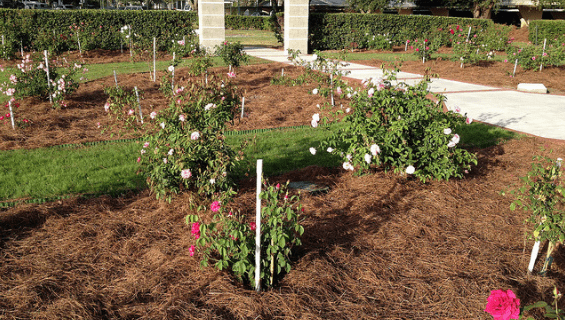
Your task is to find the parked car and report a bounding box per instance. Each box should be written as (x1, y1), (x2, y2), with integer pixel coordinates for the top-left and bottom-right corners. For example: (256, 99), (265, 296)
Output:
(53, 4), (73, 9)
(123, 5), (142, 9)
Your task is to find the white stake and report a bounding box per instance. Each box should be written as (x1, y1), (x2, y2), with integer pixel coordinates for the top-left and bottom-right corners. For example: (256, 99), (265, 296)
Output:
(281, 68), (284, 77)
(20, 40), (23, 57)
(113, 70), (118, 88)
(241, 97), (245, 119)
(44, 50), (52, 104)
(135, 86), (143, 124)
(76, 32), (82, 57)
(528, 240), (541, 273)
(540, 38), (546, 72)
(405, 40), (408, 51)
(205, 70), (208, 85)
(153, 37), (156, 82)
(254, 159), (263, 292)
(466, 26), (472, 42)
(171, 52), (175, 91)
(513, 59), (518, 77)
(229, 65), (232, 73)
(1, 35), (4, 47)
(129, 26), (132, 58)
(330, 73), (334, 106)
(8, 100), (15, 130)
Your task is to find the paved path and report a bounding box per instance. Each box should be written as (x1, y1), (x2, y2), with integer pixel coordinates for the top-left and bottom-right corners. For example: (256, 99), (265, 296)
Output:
(244, 47), (565, 141)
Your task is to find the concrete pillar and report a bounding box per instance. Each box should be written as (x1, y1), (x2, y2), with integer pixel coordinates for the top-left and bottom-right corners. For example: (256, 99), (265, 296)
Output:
(199, 0), (225, 53)
(518, 6), (543, 28)
(284, 0), (309, 54)
(430, 7), (449, 16)
(398, 8), (413, 15)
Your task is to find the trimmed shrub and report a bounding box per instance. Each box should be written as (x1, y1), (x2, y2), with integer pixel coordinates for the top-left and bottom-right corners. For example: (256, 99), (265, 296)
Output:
(529, 20), (565, 45)
(0, 9), (197, 52)
(225, 15), (271, 30)
(309, 13), (493, 51)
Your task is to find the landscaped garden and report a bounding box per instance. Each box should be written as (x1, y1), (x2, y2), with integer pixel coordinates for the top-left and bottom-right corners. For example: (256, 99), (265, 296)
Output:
(1, 10), (565, 319)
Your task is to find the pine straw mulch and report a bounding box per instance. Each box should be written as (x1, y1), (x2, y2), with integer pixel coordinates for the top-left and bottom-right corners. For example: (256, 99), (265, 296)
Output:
(1, 136), (565, 319)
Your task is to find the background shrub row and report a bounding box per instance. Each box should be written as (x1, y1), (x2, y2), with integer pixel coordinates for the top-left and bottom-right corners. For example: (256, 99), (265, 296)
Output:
(528, 20), (565, 44)
(309, 13), (494, 50)
(0, 9), (197, 52)
(225, 15), (271, 30)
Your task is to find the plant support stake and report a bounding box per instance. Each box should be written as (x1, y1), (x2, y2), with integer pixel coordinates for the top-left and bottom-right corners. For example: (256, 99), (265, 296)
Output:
(135, 86), (143, 124)
(129, 27), (132, 58)
(330, 73), (334, 106)
(281, 68), (284, 77)
(528, 240), (541, 273)
(171, 52), (175, 91)
(255, 159), (263, 291)
(540, 38), (546, 72)
(405, 40), (408, 51)
(44, 50), (52, 104)
(76, 32), (82, 57)
(8, 100), (14, 130)
(20, 40), (23, 57)
(153, 37), (156, 82)
(241, 97), (245, 119)
(466, 26), (472, 42)
(513, 59), (518, 77)
(113, 70), (118, 88)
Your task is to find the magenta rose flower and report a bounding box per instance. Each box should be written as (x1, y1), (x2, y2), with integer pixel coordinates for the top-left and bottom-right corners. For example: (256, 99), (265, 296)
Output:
(189, 245), (196, 256)
(210, 201), (221, 212)
(191, 222), (200, 239)
(485, 289), (520, 320)
(249, 222), (256, 231)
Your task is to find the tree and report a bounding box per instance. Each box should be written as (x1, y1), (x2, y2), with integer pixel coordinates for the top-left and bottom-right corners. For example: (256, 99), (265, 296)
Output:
(348, 0), (389, 13)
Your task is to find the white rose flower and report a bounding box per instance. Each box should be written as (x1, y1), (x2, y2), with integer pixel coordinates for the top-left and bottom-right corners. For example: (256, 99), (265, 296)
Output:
(406, 165), (415, 174)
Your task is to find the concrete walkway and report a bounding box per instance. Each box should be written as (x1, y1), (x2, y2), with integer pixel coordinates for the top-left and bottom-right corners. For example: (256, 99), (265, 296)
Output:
(244, 47), (565, 141)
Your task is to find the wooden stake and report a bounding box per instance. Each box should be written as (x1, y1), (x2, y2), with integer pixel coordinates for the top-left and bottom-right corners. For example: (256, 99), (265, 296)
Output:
(528, 240), (541, 273)
(44, 50), (52, 104)
(241, 97), (245, 119)
(171, 52), (175, 91)
(255, 159), (263, 291)
(540, 38), (546, 72)
(8, 100), (15, 130)
(135, 86), (143, 124)
(76, 32), (82, 57)
(153, 37), (156, 82)
(330, 73), (334, 106)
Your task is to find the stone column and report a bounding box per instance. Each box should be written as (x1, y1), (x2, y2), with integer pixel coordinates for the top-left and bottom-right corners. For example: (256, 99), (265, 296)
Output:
(199, 0), (225, 53)
(284, 0), (309, 54)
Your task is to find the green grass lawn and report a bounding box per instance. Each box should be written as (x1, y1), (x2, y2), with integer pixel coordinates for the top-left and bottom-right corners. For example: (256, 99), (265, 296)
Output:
(0, 122), (518, 206)
(226, 29), (281, 48)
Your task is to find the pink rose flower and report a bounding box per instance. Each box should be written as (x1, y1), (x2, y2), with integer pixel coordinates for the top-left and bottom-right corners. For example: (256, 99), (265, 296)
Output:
(466, 117), (473, 124)
(181, 169), (192, 179)
(179, 114), (185, 122)
(150, 111), (157, 119)
(189, 245), (196, 256)
(249, 222), (256, 231)
(191, 222), (200, 239)
(191, 131), (200, 140)
(128, 109), (134, 115)
(137, 157), (141, 163)
(484, 289), (520, 320)
(210, 201), (221, 212)
(532, 56), (536, 60)
(227, 71), (235, 78)
(336, 87), (342, 95)
(276, 183), (280, 189)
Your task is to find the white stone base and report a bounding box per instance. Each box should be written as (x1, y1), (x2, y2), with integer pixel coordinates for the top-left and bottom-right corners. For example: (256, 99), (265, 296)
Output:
(517, 83), (548, 94)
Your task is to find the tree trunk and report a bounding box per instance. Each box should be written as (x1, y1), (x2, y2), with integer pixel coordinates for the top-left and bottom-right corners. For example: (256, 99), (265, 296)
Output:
(472, 1), (494, 19)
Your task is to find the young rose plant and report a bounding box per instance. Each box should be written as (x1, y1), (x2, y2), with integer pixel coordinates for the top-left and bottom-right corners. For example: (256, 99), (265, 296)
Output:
(214, 41), (249, 68)
(103, 85), (144, 133)
(509, 155), (565, 244)
(186, 181), (304, 288)
(138, 73), (242, 201)
(318, 71), (477, 182)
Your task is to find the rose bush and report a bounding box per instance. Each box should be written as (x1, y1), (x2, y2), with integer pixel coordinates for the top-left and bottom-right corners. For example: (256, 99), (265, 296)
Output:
(138, 73), (242, 201)
(316, 71), (477, 182)
(186, 181), (304, 288)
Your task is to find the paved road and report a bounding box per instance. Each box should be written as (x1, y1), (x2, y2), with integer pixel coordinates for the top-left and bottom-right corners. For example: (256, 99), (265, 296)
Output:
(244, 47), (565, 141)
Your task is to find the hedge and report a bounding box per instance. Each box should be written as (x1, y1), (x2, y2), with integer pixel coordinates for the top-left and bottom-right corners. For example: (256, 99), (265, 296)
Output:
(309, 13), (494, 50)
(225, 15), (272, 30)
(0, 9), (197, 52)
(528, 20), (565, 44)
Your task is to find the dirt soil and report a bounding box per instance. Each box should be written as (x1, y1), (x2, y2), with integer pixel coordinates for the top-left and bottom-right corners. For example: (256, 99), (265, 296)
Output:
(2, 30), (565, 318)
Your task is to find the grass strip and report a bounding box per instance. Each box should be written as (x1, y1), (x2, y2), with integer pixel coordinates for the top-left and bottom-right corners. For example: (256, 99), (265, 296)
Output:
(0, 121), (517, 206)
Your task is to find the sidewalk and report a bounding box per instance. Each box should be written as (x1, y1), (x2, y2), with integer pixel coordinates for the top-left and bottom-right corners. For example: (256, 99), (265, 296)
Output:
(244, 47), (565, 141)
